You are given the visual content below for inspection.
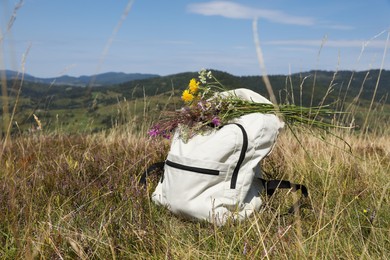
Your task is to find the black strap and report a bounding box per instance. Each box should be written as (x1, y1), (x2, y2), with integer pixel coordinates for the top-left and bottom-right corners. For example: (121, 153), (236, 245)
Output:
(260, 178), (308, 214)
(260, 179), (308, 197)
(229, 123), (248, 189)
(139, 161), (165, 186)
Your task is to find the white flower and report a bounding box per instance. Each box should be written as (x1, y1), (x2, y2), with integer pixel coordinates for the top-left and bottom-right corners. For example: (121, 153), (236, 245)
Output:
(198, 68), (210, 84)
(228, 103), (235, 111)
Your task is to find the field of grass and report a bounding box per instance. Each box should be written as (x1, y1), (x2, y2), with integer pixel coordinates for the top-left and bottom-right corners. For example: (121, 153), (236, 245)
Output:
(1, 1), (389, 258)
(0, 111), (389, 258)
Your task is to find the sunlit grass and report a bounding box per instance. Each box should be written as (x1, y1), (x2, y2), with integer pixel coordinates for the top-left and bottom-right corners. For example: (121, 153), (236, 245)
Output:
(0, 115), (389, 258)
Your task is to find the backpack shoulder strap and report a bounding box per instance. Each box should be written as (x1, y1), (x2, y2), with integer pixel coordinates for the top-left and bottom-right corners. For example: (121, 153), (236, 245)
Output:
(259, 178), (309, 214)
(139, 161), (165, 186)
(260, 179), (308, 197)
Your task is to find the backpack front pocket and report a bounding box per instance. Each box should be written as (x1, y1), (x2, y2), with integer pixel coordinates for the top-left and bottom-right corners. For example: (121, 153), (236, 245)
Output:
(162, 154), (231, 218)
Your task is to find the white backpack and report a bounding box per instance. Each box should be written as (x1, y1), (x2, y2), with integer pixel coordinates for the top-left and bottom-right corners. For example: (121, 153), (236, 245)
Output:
(142, 89), (307, 225)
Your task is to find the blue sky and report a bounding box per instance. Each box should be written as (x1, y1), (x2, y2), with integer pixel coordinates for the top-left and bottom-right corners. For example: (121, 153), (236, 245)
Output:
(1, 0), (390, 77)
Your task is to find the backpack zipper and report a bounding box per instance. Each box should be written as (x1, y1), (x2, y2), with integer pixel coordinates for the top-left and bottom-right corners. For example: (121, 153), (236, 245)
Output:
(165, 160), (220, 176)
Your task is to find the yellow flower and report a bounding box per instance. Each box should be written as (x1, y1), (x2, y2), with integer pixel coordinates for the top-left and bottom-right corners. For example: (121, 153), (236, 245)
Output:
(188, 78), (200, 94)
(182, 89), (194, 102)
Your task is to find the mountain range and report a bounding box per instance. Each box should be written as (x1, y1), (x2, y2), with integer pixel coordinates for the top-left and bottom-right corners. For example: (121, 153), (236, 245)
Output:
(1, 70), (160, 86)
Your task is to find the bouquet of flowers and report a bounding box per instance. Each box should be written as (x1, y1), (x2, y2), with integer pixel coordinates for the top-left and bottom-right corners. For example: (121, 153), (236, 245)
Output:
(148, 69), (345, 141)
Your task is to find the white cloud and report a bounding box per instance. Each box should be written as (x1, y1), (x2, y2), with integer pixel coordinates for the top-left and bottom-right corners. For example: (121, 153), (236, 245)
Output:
(187, 1), (315, 26)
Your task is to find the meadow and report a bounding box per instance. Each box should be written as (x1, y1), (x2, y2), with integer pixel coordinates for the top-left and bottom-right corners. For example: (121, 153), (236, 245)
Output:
(0, 73), (389, 259)
(1, 1), (389, 258)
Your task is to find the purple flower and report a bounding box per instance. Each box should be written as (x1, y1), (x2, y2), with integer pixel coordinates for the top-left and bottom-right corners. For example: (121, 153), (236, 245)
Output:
(148, 126), (160, 137)
(162, 133), (171, 140)
(148, 125), (172, 139)
(211, 116), (221, 127)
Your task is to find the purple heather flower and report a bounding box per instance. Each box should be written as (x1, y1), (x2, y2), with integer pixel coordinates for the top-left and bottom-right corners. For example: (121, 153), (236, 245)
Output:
(148, 127), (160, 137)
(211, 116), (221, 127)
(162, 133), (171, 140)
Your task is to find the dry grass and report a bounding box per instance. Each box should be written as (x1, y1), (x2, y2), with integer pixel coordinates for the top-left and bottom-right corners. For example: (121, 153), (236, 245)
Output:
(0, 124), (388, 259)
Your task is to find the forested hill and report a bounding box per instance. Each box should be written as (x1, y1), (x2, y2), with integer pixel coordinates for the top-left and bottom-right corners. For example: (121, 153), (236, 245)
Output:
(108, 69), (390, 105)
(3, 69), (390, 107)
